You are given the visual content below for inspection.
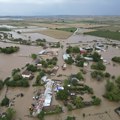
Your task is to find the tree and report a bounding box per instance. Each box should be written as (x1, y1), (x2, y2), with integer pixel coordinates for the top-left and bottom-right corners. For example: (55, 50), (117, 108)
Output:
(75, 55), (82, 61)
(0, 46), (19, 54)
(27, 64), (37, 72)
(116, 76), (120, 88)
(105, 80), (114, 91)
(0, 108), (16, 120)
(104, 80), (120, 101)
(66, 46), (73, 54)
(65, 57), (74, 65)
(6, 108), (16, 120)
(65, 116), (76, 120)
(13, 74), (22, 81)
(0, 80), (4, 90)
(72, 46), (80, 53)
(1, 96), (10, 106)
(91, 71), (104, 79)
(92, 52), (101, 62)
(112, 56), (120, 63)
(104, 72), (111, 78)
(76, 72), (84, 80)
(92, 96), (101, 105)
(31, 54), (37, 60)
(91, 62), (106, 71)
(38, 110), (44, 120)
(12, 68), (20, 76)
(74, 96), (84, 108)
(56, 90), (69, 100)
(71, 79), (78, 86)
(67, 104), (73, 111)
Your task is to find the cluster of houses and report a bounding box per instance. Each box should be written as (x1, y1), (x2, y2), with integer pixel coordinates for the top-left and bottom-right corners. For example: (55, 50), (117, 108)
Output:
(63, 43), (106, 63)
(31, 76), (54, 116)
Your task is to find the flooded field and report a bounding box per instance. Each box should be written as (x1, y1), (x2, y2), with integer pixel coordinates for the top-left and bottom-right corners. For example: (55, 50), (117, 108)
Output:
(0, 25), (120, 120)
(0, 42), (42, 79)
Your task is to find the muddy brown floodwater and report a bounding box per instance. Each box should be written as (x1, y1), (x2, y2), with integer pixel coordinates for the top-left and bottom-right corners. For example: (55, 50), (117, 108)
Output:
(0, 42), (43, 80)
(0, 31), (120, 120)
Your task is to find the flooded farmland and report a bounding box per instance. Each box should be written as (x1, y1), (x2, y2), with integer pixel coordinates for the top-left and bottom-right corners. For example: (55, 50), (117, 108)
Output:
(0, 42), (43, 79)
(0, 25), (120, 120)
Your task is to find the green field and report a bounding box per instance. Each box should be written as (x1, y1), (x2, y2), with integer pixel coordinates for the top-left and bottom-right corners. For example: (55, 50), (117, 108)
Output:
(56, 27), (77, 33)
(0, 27), (11, 31)
(84, 30), (120, 40)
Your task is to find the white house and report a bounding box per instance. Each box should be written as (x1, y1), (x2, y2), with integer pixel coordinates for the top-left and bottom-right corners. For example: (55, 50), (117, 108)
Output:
(63, 54), (70, 60)
(22, 70), (32, 79)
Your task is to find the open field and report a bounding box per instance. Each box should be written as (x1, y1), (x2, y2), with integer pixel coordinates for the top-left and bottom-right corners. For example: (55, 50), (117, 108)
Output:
(37, 29), (73, 39)
(84, 30), (120, 40)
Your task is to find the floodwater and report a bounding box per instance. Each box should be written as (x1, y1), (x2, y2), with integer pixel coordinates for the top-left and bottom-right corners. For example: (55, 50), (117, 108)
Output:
(0, 28), (120, 120)
(0, 42), (42, 80)
(6, 31), (59, 42)
(15, 26), (47, 33)
(23, 33), (59, 42)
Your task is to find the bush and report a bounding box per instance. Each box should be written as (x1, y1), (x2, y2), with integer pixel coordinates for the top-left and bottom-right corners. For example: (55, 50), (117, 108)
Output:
(76, 72), (84, 80)
(1, 96), (10, 106)
(91, 71), (104, 79)
(12, 68), (20, 76)
(67, 104), (73, 111)
(92, 52), (101, 62)
(38, 110), (44, 120)
(40, 57), (58, 68)
(56, 90), (69, 100)
(104, 80), (120, 101)
(76, 61), (84, 67)
(31, 54), (37, 60)
(74, 96), (84, 108)
(0, 46), (19, 54)
(6, 74), (29, 88)
(112, 56), (120, 63)
(65, 116), (76, 120)
(65, 57), (74, 65)
(27, 64), (37, 72)
(0, 108), (16, 120)
(0, 80), (4, 90)
(92, 96), (101, 105)
(116, 76), (120, 88)
(35, 70), (45, 85)
(104, 72), (111, 78)
(91, 62), (106, 71)
(66, 46), (80, 54)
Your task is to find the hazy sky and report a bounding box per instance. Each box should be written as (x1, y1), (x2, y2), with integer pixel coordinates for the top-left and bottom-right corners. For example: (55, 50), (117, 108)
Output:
(0, 0), (119, 16)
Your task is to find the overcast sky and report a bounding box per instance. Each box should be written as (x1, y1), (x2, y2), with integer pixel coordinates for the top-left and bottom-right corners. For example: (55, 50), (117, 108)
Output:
(0, 0), (119, 16)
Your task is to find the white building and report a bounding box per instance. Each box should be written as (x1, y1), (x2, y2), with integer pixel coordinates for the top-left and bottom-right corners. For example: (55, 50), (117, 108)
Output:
(63, 54), (70, 60)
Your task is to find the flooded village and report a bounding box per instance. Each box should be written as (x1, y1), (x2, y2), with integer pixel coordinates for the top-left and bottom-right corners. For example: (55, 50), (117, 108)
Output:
(0, 16), (120, 120)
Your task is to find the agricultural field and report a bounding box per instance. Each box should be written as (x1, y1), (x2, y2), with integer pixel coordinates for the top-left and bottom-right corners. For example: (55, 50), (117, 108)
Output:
(84, 30), (120, 40)
(37, 29), (73, 39)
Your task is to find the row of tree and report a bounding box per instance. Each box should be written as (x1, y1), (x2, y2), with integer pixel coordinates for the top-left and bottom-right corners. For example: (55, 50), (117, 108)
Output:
(0, 46), (19, 54)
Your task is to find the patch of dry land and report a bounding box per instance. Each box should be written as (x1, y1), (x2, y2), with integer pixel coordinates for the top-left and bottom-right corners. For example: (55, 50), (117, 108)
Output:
(37, 29), (73, 39)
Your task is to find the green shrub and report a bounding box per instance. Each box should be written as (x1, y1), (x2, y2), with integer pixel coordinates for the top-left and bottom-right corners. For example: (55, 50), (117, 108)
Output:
(67, 104), (73, 111)
(91, 62), (106, 71)
(112, 56), (120, 63)
(1, 96), (10, 106)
